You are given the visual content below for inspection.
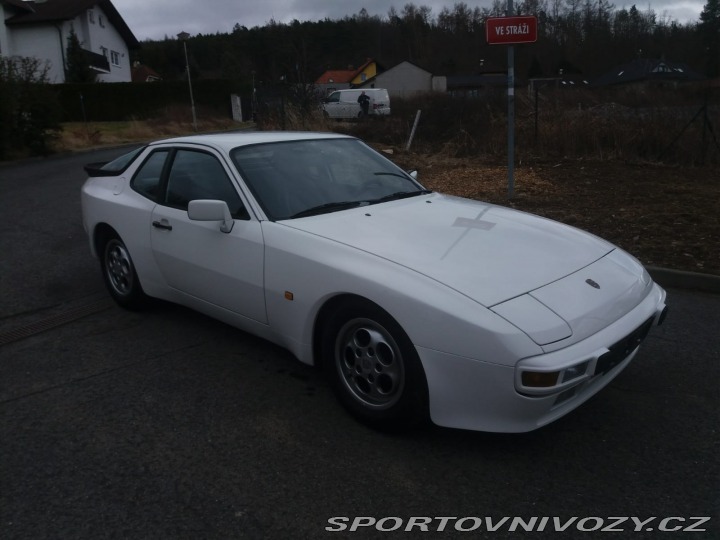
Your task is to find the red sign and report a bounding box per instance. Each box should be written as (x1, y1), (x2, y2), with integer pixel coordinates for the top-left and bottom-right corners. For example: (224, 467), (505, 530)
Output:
(486, 16), (537, 45)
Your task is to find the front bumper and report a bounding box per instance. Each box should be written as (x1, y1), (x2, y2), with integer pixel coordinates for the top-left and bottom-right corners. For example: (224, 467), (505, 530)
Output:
(417, 282), (667, 433)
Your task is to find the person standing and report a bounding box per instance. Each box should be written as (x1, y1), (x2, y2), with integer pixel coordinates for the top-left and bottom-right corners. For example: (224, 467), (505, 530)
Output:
(357, 91), (370, 117)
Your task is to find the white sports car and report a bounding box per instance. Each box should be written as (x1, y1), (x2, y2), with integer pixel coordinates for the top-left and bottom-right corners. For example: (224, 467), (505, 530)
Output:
(81, 132), (668, 433)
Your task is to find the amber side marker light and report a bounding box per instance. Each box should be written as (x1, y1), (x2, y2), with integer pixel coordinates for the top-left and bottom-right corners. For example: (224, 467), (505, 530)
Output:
(521, 371), (560, 387)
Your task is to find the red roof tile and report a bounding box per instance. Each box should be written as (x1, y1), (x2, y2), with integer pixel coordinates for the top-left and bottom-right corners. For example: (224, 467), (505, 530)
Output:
(316, 59), (375, 85)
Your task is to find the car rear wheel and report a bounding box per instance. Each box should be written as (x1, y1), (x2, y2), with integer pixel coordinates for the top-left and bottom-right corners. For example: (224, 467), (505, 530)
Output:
(322, 299), (428, 430)
(101, 236), (147, 309)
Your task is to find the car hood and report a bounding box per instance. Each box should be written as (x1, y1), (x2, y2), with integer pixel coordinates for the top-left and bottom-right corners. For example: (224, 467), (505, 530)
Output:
(282, 193), (615, 306)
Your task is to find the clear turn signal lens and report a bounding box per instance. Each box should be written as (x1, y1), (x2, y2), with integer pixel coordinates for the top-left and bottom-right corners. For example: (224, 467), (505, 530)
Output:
(561, 361), (590, 383)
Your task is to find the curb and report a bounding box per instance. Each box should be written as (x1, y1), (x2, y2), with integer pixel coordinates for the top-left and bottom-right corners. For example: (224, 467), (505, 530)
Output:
(647, 266), (720, 295)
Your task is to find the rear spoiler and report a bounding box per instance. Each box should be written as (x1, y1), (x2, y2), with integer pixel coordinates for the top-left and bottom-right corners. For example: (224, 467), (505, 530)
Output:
(83, 162), (118, 176)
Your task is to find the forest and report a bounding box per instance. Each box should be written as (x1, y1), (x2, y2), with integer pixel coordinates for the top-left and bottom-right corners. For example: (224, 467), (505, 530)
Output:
(133, 0), (719, 86)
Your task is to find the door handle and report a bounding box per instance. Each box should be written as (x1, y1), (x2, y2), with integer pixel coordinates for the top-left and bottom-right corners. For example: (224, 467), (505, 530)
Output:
(152, 220), (172, 231)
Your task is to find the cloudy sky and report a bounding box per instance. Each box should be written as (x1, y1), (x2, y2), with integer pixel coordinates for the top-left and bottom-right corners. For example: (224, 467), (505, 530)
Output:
(111, 0), (706, 41)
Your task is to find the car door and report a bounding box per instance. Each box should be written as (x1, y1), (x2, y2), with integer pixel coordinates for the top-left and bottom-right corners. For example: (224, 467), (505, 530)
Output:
(323, 91), (342, 118)
(340, 92), (358, 118)
(150, 147), (267, 324)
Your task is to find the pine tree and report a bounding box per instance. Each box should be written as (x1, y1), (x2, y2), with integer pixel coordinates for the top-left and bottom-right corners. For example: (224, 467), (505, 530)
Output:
(699, 0), (720, 76)
(65, 28), (96, 83)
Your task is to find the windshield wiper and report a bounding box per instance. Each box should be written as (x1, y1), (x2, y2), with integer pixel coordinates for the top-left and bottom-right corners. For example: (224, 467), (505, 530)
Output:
(288, 200), (365, 219)
(367, 189), (432, 205)
(373, 171), (413, 180)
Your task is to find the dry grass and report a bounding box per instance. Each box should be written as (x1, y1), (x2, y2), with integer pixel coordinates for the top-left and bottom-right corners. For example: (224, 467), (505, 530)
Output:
(54, 105), (245, 152)
(343, 89), (720, 166)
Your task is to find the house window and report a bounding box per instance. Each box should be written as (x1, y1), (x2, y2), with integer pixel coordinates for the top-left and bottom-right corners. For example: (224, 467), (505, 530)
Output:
(99, 16), (105, 28)
(88, 10), (95, 23)
(110, 51), (120, 66)
(100, 47), (108, 59)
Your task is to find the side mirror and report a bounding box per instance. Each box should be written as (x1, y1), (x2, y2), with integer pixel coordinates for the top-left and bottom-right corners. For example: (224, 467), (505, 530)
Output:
(188, 199), (234, 233)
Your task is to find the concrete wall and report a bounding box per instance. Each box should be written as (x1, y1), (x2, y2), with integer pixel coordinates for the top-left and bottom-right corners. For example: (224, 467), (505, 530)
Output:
(432, 76), (447, 92)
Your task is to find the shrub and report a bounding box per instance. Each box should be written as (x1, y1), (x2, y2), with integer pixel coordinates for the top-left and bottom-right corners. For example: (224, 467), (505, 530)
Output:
(0, 56), (62, 159)
(343, 85), (719, 165)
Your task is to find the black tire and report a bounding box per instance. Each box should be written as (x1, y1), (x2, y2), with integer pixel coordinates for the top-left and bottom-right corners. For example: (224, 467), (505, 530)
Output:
(101, 235), (147, 310)
(322, 298), (429, 430)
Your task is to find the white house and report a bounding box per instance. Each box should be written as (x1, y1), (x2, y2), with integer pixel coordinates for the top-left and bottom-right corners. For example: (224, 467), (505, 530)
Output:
(358, 61), (447, 97)
(0, 0), (138, 83)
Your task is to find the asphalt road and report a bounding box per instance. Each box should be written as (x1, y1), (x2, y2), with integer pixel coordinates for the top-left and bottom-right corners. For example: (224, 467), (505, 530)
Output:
(0, 149), (718, 539)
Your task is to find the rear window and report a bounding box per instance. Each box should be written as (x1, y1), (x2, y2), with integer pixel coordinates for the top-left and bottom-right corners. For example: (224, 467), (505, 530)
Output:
(84, 146), (145, 177)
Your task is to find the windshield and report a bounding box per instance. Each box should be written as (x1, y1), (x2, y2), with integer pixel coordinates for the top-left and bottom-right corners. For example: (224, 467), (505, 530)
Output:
(230, 138), (425, 220)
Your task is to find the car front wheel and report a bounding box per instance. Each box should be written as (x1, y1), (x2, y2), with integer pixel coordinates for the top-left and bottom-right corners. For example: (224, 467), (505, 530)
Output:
(101, 236), (147, 309)
(323, 299), (428, 429)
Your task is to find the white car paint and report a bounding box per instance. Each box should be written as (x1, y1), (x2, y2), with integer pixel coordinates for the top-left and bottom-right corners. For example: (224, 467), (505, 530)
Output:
(281, 194), (615, 307)
(81, 132), (667, 433)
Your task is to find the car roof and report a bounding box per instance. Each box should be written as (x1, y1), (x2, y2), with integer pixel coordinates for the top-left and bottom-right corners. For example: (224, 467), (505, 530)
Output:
(150, 131), (354, 153)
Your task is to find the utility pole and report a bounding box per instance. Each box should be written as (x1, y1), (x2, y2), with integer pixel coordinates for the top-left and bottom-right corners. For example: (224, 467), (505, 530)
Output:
(177, 31), (197, 131)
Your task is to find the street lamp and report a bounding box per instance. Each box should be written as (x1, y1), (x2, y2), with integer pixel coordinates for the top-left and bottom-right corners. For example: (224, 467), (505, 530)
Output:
(177, 31), (197, 131)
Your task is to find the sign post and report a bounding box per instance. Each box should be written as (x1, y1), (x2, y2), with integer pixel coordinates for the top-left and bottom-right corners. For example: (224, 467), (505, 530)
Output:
(486, 12), (537, 199)
(508, 37), (515, 199)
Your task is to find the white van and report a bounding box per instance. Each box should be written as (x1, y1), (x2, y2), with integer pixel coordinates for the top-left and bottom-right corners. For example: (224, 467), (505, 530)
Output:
(322, 89), (391, 119)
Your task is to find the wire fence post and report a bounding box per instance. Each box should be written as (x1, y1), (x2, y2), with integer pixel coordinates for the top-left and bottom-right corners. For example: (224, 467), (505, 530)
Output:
(406, 110), (422, 151)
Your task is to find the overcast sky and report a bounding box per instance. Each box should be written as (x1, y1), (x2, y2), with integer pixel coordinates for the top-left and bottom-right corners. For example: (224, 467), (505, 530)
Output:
(111, 0), (706, 41)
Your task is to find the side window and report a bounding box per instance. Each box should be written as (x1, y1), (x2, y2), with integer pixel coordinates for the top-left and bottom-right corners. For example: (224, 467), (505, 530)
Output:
(165, 150), (248, 219)
(327, 92), (340, 103)
(131, 150), (169, 200)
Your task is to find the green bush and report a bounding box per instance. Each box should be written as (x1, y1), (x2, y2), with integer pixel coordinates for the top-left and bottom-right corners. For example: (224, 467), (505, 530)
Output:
(0, 56), (62, 159)
(56, 79), (251, 122)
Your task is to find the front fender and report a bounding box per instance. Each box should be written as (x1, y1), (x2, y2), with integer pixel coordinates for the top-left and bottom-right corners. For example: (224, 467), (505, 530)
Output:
(261, 222), (542, 366)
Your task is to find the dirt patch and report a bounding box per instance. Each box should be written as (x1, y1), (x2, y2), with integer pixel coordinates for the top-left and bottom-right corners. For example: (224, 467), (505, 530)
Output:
(385, 150), (720, 276)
